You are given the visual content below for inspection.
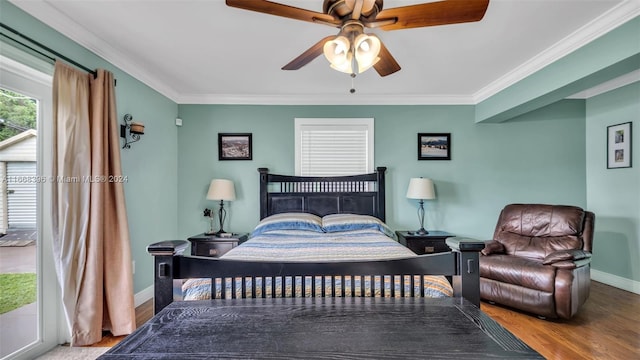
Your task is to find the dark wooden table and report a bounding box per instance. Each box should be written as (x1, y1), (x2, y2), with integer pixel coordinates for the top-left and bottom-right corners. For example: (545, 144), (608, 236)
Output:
(101, 297), (541, 359)
(396, 230), (455, 254)
(188, 232), (248, 257)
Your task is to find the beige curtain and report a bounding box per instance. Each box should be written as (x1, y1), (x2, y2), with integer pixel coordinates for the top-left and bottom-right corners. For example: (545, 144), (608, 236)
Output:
(52, 61), (135, 346)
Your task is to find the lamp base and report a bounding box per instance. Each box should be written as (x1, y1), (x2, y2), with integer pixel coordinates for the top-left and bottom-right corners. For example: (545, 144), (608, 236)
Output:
(415, 228), (429, 235)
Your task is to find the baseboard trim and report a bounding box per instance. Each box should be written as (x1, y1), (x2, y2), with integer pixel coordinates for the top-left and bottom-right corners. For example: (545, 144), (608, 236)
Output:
(592, 269), (640, 295)
(134, 285), (154, 308)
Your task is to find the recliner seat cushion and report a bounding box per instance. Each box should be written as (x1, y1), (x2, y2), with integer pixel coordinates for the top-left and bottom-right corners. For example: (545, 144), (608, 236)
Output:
(480, 255), (556, 293)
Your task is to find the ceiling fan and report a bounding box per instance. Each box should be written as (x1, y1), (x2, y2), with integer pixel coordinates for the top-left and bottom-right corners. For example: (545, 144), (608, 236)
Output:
(226, 0), (490, 77)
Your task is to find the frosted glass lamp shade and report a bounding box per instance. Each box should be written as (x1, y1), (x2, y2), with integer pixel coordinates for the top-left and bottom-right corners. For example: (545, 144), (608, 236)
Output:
(206, 179), (236, 201)
(353, 33), (381, 73)
(323, 36), (352, 74)
(406, 178), (435, 200)
(323, 32), (381, 75)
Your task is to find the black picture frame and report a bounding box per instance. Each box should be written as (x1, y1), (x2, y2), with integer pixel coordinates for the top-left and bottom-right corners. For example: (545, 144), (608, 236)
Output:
(418, 133), (451, 160)
(607, 122), (632, 169)
(218, 133), (252, 161)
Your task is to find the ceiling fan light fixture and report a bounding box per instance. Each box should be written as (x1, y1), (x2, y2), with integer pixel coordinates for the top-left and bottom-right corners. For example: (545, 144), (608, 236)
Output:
(323, 31), (382, 74)
(323, 36), (351, 70)
(355, 56), (380, 73)
(354, 33), (381, 73)
(329, 52), (354, 73)
(227, 0), (491, 77)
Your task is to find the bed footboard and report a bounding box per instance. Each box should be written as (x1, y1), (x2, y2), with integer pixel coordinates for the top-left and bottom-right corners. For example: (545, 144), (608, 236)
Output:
(147, 238), (483, 314)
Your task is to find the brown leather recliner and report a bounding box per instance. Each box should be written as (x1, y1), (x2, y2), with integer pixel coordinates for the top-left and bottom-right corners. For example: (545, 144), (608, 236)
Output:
(479, 204), (595, 319)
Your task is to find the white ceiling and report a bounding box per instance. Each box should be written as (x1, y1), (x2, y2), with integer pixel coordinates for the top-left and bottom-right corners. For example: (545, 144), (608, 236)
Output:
(9, 0), (640, 105)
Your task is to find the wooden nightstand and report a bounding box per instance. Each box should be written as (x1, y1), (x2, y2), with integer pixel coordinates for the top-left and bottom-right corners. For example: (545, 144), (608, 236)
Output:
(396, 230), (455, 255)
(188, 233), (249, 258)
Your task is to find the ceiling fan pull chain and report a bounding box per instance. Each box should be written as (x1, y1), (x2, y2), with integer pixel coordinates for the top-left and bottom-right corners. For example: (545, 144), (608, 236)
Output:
(350, 73), (356, 94)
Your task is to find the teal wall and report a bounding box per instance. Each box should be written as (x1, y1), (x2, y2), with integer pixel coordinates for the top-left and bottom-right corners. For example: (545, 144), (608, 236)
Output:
(586, 82), (640, 283)
(1, 0), (179, 294)
(177, 100), (587, 242)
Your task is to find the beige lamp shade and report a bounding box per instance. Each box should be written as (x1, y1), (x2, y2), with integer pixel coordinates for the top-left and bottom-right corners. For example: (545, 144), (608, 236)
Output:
(206, 179), (236, 201)
(406, 178), (436, 200)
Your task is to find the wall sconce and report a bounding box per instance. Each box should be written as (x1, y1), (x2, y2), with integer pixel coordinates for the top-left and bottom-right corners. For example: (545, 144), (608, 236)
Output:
(120, 113), (145, 149)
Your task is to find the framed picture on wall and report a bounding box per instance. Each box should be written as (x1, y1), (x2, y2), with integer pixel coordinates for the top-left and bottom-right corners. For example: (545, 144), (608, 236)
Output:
(418, 133), (451, 160)
(607, 122), (632, 169)
(218, 133), (252, 160)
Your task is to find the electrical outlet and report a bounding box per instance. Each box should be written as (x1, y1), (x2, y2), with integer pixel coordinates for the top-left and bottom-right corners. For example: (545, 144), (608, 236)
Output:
(175, 118), (183, 126)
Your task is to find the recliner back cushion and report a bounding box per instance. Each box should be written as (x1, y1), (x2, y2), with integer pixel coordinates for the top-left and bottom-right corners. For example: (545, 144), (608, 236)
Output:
(494, 204), (585, 259)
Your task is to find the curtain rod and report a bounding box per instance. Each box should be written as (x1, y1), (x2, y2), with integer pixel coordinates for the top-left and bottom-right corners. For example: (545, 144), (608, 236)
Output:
(0, 22), (97, 78)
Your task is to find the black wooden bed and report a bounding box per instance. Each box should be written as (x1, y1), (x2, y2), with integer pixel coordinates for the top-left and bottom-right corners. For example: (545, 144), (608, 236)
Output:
(100, 168), (542, 359)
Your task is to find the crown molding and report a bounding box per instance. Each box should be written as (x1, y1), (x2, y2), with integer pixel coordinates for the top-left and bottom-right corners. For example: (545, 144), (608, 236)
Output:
(473, 1), (640, 103)
(175, 93), (476, 105)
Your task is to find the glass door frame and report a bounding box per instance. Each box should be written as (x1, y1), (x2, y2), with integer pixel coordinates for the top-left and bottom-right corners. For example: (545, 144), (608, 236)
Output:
(1, 54), (62, 359)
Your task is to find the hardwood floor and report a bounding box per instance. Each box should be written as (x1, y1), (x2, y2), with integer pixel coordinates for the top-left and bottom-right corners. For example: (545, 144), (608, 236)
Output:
(90, 298), (154, 348)
(96, 281), (640, 359)
(482, 281), (640, 359)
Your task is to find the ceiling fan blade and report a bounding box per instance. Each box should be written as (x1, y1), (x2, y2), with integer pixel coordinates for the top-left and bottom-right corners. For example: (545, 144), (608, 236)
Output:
(226, 0), (340, 26)
(373, 41), (400, 77)
(282, 36), (335, 71)
(376, 0), (490, 31)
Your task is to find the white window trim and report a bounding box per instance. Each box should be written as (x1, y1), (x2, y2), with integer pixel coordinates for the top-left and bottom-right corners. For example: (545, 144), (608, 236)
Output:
(294, 118), (374, 176)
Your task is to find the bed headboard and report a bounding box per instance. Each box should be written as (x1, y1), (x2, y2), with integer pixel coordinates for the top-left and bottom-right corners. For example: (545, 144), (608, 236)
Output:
(258, 167), (387, 222)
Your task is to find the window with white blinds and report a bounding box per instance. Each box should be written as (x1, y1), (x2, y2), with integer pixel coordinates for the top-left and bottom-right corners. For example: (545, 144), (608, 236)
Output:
(295, 118), (374, 176)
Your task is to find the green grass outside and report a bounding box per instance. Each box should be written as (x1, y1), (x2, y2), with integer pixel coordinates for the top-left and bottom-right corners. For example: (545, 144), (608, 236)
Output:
(0, 273), (36, 315)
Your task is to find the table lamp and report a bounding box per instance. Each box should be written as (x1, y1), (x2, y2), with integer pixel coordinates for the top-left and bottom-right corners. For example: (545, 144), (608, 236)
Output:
(406, 177), (436, 235)
(206, 179), (236, 235)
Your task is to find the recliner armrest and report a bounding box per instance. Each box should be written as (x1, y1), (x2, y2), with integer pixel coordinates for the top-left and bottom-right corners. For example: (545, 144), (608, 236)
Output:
(480, 240), (505, 256)
(549, 257), (592, 269)
(543, 249), (592, 265)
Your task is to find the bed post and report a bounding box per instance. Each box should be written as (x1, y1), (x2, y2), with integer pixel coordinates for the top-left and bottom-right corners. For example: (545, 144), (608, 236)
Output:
(258, 168), (269, 220)
(375, 167), (387, 222)
(147, 240), (189, 314)
(445, 237), (485, 307)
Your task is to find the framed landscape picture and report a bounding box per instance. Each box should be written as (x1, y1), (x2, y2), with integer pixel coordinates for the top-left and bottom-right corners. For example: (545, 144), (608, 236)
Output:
(218, 133), (252, 160)
(418, 133), (451, 160)
(607, 122), (631, 169)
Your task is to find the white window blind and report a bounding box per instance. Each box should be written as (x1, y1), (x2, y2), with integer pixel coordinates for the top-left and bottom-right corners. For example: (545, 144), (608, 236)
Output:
(295, 118), (374, 176)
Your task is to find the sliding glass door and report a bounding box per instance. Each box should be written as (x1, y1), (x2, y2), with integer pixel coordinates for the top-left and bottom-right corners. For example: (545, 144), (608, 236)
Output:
(0, 55), (59, 359)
